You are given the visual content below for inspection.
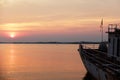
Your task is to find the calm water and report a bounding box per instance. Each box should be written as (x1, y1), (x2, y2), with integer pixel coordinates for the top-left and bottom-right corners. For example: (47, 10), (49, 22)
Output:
(0, 44), (86, 80)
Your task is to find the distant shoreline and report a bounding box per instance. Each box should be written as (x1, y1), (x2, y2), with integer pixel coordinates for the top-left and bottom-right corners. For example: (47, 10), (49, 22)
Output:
(0, 42), (106, 44)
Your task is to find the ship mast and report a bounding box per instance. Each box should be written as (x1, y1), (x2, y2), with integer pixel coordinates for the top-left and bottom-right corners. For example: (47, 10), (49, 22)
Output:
(100, 19), (103, 42)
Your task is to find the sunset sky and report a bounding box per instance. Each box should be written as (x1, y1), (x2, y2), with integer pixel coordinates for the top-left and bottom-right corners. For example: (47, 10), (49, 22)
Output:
(0, 0), (120, 42)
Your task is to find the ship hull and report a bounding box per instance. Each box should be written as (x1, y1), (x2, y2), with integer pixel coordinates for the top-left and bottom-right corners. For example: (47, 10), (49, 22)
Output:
(78, 47), (119, 80)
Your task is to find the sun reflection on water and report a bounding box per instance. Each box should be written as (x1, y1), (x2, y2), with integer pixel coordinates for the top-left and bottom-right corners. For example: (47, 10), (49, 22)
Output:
(9, 48), (15, 66)
(0, 44), (87, 80)
(8, 45), (16, 73)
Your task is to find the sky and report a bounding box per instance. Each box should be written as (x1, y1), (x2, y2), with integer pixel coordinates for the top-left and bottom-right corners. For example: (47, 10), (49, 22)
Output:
(0, 0), (120, 42)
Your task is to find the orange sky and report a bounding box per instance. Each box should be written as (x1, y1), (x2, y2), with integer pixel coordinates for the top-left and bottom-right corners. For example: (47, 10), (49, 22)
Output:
(0, 0), (120, 41)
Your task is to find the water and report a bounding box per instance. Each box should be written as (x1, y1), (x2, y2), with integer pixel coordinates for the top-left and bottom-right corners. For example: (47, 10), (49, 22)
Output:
(0, 44), (86, 80)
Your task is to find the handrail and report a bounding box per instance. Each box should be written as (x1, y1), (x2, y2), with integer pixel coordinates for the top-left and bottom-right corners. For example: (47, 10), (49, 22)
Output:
(82, 44), (98, 49)
(82, 49), (120, 68)
(82, 49), (120, 74)
(81, 44), (108, 54)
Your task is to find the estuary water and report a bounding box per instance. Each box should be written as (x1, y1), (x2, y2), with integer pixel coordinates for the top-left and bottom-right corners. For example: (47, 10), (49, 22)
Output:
(0, 44), (86, 80)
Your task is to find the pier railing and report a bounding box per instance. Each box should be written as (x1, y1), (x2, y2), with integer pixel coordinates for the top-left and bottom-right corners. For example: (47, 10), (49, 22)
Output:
(81, 44), (99, 50)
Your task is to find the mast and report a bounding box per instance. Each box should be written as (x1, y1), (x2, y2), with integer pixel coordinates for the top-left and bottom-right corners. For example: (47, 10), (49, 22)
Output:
(100, 19), (103, 42)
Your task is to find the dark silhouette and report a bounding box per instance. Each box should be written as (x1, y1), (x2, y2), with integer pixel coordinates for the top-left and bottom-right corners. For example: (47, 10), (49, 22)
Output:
(83, 72), (95, 80)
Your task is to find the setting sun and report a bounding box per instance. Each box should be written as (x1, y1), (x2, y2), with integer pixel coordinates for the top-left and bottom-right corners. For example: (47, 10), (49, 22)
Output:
(10, 32), (16, 38)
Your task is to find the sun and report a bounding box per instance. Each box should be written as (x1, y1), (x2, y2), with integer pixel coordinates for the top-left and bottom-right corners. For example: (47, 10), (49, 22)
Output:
(10, 34), (15, 38)
(10, 32), (16, 38)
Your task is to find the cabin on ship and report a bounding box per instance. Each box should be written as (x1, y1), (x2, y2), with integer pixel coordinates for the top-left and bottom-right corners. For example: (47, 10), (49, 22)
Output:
(107, 24), (120, 61)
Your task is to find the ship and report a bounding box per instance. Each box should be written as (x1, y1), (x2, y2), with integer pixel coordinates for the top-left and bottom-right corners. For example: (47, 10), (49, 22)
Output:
(78, 24), (120, 80)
